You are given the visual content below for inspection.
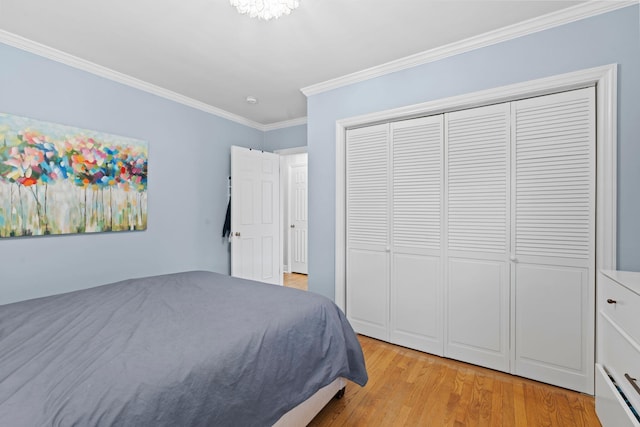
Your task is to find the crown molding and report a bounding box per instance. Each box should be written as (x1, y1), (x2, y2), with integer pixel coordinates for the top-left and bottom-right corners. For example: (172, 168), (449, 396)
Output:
(301, 1), (637, 96)
(262, 116), (307, 132)
(0, 29), (267, 131)
(2, 1), (633, 129)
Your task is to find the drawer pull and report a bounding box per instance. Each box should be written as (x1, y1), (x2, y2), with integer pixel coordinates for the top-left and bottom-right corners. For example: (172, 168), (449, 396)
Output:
(626, 373), (640, 395)
(606, 298), (617, 304)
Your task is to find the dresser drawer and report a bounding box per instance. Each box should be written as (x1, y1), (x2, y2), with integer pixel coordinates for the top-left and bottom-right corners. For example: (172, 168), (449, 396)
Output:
(601, 272), (640, 344)
(596, 364), (640, 427)
(600, 313), (640, 411)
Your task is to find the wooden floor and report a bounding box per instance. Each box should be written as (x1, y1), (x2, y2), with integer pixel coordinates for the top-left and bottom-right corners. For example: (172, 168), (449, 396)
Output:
(283, 274), (601, 427)
(283, 272), (308, 291)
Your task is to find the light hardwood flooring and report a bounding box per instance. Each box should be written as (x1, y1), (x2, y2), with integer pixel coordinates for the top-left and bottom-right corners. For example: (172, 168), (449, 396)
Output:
(283, 273), (601, 427)
(283, 272), (308, 291)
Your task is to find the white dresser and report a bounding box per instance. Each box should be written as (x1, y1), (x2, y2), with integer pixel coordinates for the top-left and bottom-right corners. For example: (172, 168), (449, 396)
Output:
(596, 270), (640, 427)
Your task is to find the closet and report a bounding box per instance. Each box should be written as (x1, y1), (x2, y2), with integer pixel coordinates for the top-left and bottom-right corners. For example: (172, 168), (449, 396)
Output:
(346, 116), (444, 356)
(345, 87), (595, 393)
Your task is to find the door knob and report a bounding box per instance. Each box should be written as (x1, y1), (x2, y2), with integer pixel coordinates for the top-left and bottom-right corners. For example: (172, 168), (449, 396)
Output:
(606, 298), (617, 304)
(234, 232), (241, 237)
(509, 255), (517, 262)
(290, 224), (295, 228)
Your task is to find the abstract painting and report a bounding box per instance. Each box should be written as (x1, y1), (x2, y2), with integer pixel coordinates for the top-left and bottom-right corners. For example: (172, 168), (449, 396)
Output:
(0, 113), (148, 238)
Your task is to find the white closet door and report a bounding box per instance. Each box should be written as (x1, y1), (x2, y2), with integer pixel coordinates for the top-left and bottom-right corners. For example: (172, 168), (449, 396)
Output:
(511, 87), (595, 393)
(445, 103), (511, 372)
(390, 116), (444, 355)
(346, 124), (390, 341)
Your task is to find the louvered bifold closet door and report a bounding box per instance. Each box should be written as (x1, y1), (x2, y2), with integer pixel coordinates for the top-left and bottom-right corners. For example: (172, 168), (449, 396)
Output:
(445, 103), (511, 372)
(390, 116), (444, 355)
(346, 124), (390, 341)
(512, 87), (595, 394)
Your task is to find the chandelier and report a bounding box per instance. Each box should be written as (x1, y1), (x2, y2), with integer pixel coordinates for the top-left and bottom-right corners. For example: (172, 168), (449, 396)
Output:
(230, 0), (300, 20)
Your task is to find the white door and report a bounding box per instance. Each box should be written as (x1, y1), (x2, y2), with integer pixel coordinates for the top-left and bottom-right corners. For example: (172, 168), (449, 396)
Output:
(389, 116), (444, 356)
(230, 146), (281, 285)
(290, 162), (308, 274)
(444, 102), (511, 372)
(346, 124), (390, 341)
(511, 87), (595, 394)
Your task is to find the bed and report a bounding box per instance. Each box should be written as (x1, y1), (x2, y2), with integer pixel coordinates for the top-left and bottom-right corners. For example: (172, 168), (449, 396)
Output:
(0, 270), (368, 426)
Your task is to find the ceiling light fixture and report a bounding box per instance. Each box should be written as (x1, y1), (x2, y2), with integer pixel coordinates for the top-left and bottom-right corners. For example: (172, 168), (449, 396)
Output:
(230, 0), (300, 21)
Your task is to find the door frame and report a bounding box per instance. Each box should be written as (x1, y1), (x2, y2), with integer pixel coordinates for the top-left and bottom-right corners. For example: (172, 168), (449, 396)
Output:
(335, 64), (617, 311)
(276, 146), (308, 275)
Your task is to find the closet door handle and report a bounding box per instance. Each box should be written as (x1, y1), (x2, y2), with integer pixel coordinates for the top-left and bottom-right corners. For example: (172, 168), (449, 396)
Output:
(606, 298), (617, 304)
(625, 373), (640, 395)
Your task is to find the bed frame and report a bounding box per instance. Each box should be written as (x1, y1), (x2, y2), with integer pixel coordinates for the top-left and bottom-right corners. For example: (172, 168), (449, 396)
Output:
(273, 377), (346, 426)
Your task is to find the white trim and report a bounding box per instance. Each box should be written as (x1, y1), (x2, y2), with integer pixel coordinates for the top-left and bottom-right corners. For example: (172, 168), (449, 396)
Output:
(263, 117), (307, 131)
(335, 123), (347, 310)
(302, 2), (635, 96)
(335, 64), (618, 311)
(596, 65), (618, 271)
(274, 146), (308, 155)
(0, 29), (282, 131)
(278, 155), (289, 277)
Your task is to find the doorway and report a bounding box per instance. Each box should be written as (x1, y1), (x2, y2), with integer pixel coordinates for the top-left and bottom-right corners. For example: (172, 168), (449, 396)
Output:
(276, 147), (308, 278)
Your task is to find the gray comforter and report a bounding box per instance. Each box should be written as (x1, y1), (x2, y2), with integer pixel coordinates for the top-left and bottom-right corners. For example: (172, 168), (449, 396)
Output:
(0, 271), (367, 426)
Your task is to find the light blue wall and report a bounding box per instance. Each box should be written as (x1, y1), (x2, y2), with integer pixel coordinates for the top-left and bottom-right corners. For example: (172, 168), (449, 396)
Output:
(306, 5), (640, 300)
(0, 42), (264, 305)
(264, 124), (307, 152)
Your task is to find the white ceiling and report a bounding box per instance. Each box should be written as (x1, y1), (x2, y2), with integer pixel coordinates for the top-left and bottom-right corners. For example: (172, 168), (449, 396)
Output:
(0, 0), (594, 127)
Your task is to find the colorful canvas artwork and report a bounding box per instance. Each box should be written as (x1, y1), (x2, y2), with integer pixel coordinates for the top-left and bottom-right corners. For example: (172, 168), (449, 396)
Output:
(0, 113), (148, 238)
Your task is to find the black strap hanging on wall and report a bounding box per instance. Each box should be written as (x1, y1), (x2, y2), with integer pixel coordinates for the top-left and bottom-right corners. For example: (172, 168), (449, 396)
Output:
(222, 176), (231, 238)
(222, 198), (231, 238)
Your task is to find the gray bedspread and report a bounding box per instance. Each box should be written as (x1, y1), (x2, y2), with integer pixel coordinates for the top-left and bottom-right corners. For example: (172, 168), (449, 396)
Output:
(0, 271), (367, 426)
